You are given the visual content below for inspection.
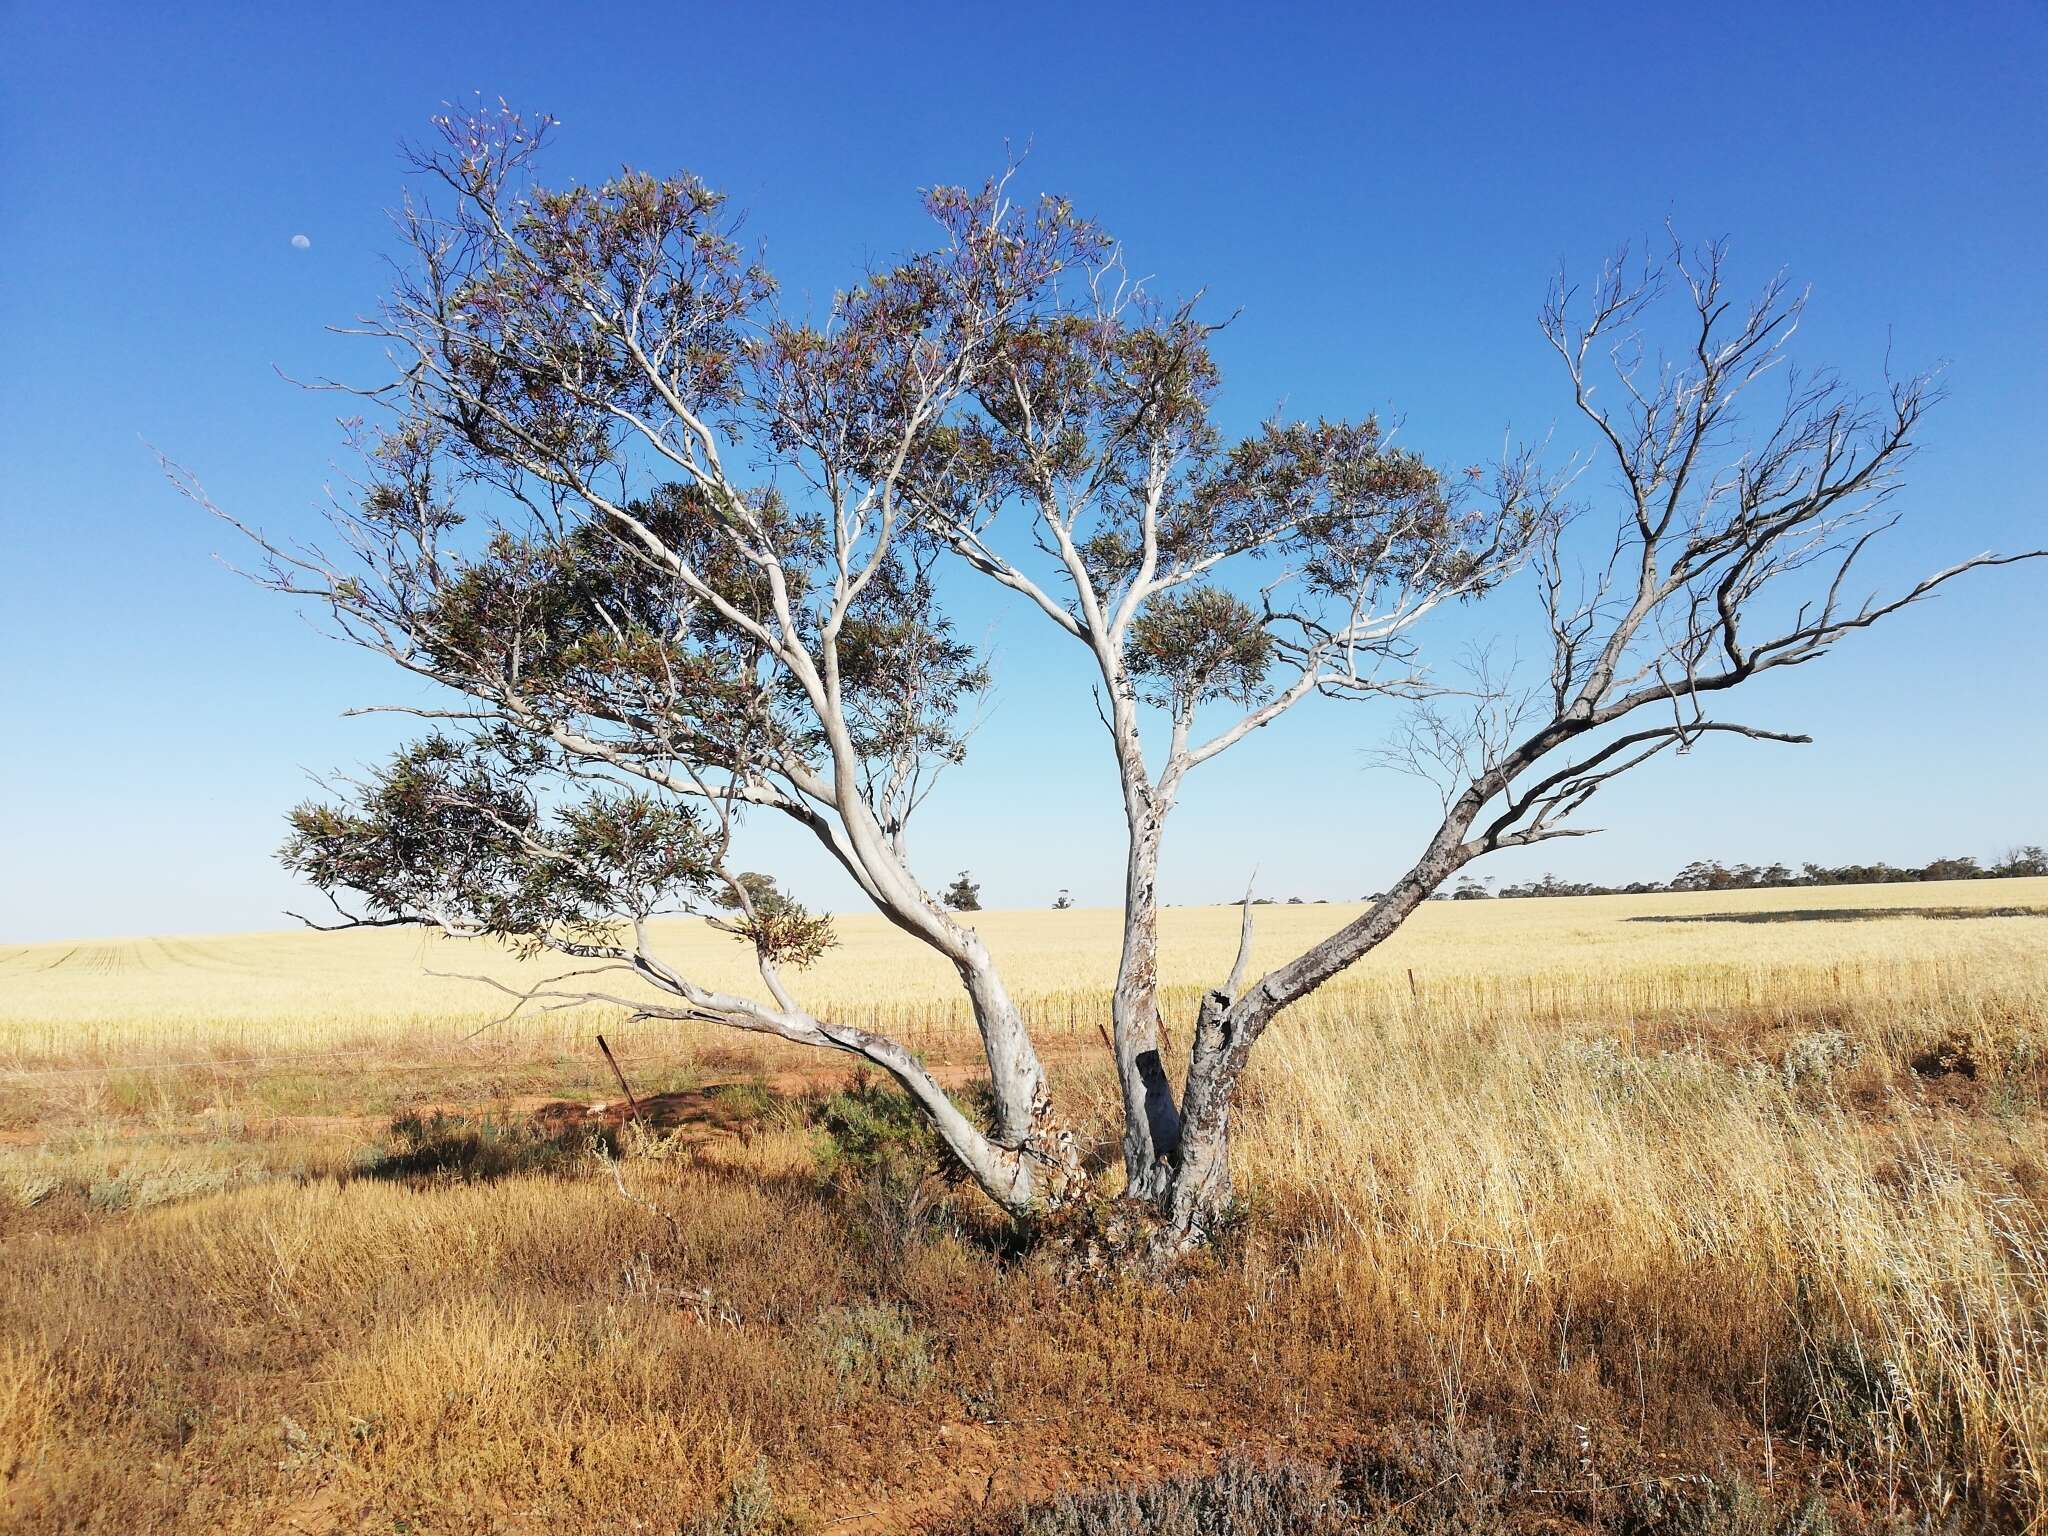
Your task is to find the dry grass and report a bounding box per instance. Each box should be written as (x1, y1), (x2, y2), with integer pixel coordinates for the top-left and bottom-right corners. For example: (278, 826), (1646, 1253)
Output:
(3, 878), (2046, 1533)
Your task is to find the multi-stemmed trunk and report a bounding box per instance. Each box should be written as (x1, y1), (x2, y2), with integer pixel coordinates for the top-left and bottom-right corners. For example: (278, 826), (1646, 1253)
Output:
(1103, 709), (1248, 1228)
(1108, 789), (1252, 1246)
(1157, 987), (1242, 1245)
(1147, 841), (1468, 1252)
(1075, 624), (1502, 1249)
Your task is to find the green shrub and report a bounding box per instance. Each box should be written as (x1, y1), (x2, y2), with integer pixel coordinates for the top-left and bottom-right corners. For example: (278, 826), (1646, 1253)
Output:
(943, 1449), (1844, 1536)
(811, 1073), (947, 1182)
(1624, 1476), (1836, 1536)
(87, 1174), (136, 1212)
(987, 1456), (1349, 1536)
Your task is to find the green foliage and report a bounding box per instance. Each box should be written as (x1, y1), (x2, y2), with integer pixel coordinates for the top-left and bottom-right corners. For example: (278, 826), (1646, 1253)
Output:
(1200, 417), (1479, 595)
(944, 871), (982, 911)
(1501, 843), (2048, 898)
(710, 871), (838, 971)
(281, 736), (720, 951)
(1625, 1477), (1836, 1536)
(684, 1458), (787, 1536)
(79, 1164), (265, 1214)
(263, 106), (1557, 1007)
(805, 554), (990, 772)
(710, 1077), (781, 1122)
(1128, 586), (1274, 710)
(811, 1074), (947, 1182)
(399, 481), (826, 820)
(809, 1073), (978, 1266)
(716, 872), (785, 912)
(945, 1450), (1842, 1536)
(960, 1456), (1352, 1536)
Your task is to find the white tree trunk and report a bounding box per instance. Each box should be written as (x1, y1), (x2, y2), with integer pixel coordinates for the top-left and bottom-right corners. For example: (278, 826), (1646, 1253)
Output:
(955, 950), (1080, 1204)
(1112, 813), (1182, 1202)
(1156, 988), (1236, 1246)
(1152, 847), (1463, 1253)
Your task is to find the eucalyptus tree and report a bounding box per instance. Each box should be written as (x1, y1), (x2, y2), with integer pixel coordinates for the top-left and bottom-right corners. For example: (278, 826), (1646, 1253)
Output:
(186, 105), (2040, 1253)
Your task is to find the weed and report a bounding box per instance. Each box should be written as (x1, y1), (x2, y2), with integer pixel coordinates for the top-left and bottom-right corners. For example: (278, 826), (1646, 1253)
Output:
(812, 1302), (935, 1398)
(685, 1458), (785, 1536)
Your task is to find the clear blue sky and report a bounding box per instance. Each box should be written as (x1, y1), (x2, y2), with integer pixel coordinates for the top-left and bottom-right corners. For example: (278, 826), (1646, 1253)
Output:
(2, 1), (2043, 943)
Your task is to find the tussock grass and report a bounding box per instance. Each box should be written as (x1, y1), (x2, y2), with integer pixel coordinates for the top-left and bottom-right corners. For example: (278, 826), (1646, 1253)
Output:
(2, 879), (2045, 1531)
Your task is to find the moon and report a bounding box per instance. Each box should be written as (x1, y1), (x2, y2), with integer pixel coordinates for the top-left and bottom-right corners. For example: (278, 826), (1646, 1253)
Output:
(290, 234), (311, 250)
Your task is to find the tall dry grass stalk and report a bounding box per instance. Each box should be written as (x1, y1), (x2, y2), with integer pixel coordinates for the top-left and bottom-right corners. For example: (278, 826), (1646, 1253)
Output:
(1238, 966), (2048, 1518)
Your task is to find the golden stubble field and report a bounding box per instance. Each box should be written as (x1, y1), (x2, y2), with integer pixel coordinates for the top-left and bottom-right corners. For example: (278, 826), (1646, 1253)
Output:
(4, 878), (2047, 1534)
(4, 877), (2044, 1060)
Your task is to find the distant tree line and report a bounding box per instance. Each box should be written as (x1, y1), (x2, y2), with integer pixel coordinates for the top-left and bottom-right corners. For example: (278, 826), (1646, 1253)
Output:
(1443, 845), (2047, 900)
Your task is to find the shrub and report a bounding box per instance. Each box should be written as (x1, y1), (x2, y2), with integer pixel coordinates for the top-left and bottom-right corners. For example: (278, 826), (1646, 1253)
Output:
(811, 1074), (947, 1182)
(1625, 1475), (1836, 1536)
(11, 1170), (59, 1208)
(945, 1447), (1845, 1536)
(972, 1456), (1350, 1536)
(685, 1457), (785, 1536)
(811, 1303), (934, 1398)
(86, 1174), (136, 1212)
(1779, 1029), (1859, 1091)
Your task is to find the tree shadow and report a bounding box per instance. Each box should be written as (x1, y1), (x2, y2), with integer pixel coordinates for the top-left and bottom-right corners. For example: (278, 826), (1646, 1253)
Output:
(1626, 905), (2048, 925)
(349, 1081), (788, 1186)
(343, 1082), (1039, 1264)
(346, 1108), (611, 1184)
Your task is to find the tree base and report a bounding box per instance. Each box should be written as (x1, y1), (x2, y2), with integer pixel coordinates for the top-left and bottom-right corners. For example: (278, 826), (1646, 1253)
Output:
(1038, 1183), (1236, 1282)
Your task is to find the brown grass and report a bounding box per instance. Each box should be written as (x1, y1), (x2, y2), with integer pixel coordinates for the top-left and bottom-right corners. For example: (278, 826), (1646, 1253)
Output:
(3, 880), (2046, 1532)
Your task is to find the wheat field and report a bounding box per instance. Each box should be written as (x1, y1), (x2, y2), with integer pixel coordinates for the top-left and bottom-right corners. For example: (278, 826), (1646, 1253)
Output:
(5, 879), (2048, 1533)
(4, 877), (2043, 1062)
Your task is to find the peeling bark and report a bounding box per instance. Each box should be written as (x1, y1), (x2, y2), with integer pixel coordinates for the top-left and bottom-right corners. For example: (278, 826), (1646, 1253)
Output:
(1156, 988), (1238, 1248)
